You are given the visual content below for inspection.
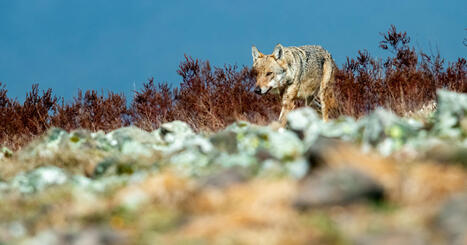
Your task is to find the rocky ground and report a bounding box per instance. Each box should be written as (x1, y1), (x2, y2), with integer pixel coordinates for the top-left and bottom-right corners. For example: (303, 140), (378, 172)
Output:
(1, 90), (467, 245)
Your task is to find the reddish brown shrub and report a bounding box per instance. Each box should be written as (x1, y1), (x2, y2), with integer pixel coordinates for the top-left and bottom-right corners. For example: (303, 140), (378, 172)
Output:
(334, 25), (467, 117)
(172, 56), (280, 131)
(0, 26), (465, 150)
(51, 90), (130, 132)
(0, 84), (58, 149)
(131, 56), (280, 132)
(130, 78), (176, 131)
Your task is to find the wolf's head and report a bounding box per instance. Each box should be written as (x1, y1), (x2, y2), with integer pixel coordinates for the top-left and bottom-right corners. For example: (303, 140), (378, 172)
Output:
(251, 44), (287, 95)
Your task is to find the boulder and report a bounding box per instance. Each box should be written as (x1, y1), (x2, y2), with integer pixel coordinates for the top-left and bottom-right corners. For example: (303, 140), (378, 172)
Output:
(294, 167), (385, 209)
(433, 89), (467, 139)
(435, 192), (467, 245)
(10, 166), (68, 194)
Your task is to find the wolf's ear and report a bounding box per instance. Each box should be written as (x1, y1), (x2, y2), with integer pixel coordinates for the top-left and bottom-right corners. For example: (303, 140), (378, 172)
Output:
(252, 45), (262, 62)
(273, 44), (284, 60)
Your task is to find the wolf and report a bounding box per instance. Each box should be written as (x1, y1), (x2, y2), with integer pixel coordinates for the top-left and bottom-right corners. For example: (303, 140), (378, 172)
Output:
(251, 44), (340, 126)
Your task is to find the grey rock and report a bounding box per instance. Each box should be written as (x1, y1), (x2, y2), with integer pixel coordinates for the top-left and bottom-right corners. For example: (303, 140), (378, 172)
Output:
(70, 174), (137, 193)
(294, 167), (384, 209)
(286, 107), (361, 143)
(422, 143), (467, 167)
(19, 229), (60, 245)
(60, 227), (127, 245)
(286, 107), (321, 139)
(233, 123), (304, 161)
(435, 192), (467, 245)
(355, 231), (428, 245)
(153, 120), (195, 144)
(433, 89), (467, 139)
(106, 126), (158, 157)
(223, 121), (252, 134)
(91, 158), (139, 178)
(10, 166), (68, 194)
(210, 131), (238, 154)
(0, 146), (13, 159)
(200, 166), (249, 189)
(359, 109), (423, 155)
(268, 129), (304, 161)
(18, 128), (69, 159)
(20, 227), (127, 245)
(286, 107), (429, 156)
(304, 137), (339, 170)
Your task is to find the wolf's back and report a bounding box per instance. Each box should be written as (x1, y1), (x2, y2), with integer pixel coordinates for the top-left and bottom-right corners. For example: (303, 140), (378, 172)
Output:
(284, 45), (334, 82)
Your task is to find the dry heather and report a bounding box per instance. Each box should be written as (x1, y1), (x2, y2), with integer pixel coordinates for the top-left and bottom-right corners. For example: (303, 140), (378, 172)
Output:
(0, 26), (465, 150)
(334, 25), (466, 117)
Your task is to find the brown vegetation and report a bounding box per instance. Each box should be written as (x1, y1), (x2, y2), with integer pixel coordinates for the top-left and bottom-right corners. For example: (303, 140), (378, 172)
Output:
(0, 26), (465, 150)
(130, 57), (281, 132)
(334, 25), (466, 117)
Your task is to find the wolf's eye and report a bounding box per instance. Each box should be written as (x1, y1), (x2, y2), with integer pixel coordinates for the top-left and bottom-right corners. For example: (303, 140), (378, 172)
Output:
(266, 72), (273, 76)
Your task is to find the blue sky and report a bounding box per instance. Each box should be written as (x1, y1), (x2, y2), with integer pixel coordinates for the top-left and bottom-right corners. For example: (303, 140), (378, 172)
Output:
(1, 0), (466, 101)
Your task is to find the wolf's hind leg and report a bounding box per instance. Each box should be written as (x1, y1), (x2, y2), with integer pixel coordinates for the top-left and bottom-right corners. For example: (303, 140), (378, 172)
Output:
(320, 92), (330, 121)
(319, 59), (338, 121)
(306, 95), (322, 116)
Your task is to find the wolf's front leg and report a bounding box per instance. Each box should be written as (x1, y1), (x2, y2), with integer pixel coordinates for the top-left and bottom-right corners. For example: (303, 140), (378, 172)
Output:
(279, 101), (295, 127)
(278, 86), (298, 127)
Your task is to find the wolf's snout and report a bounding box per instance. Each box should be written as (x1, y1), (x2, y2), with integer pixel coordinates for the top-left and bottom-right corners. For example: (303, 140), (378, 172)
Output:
(254, 86), (262, 95)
